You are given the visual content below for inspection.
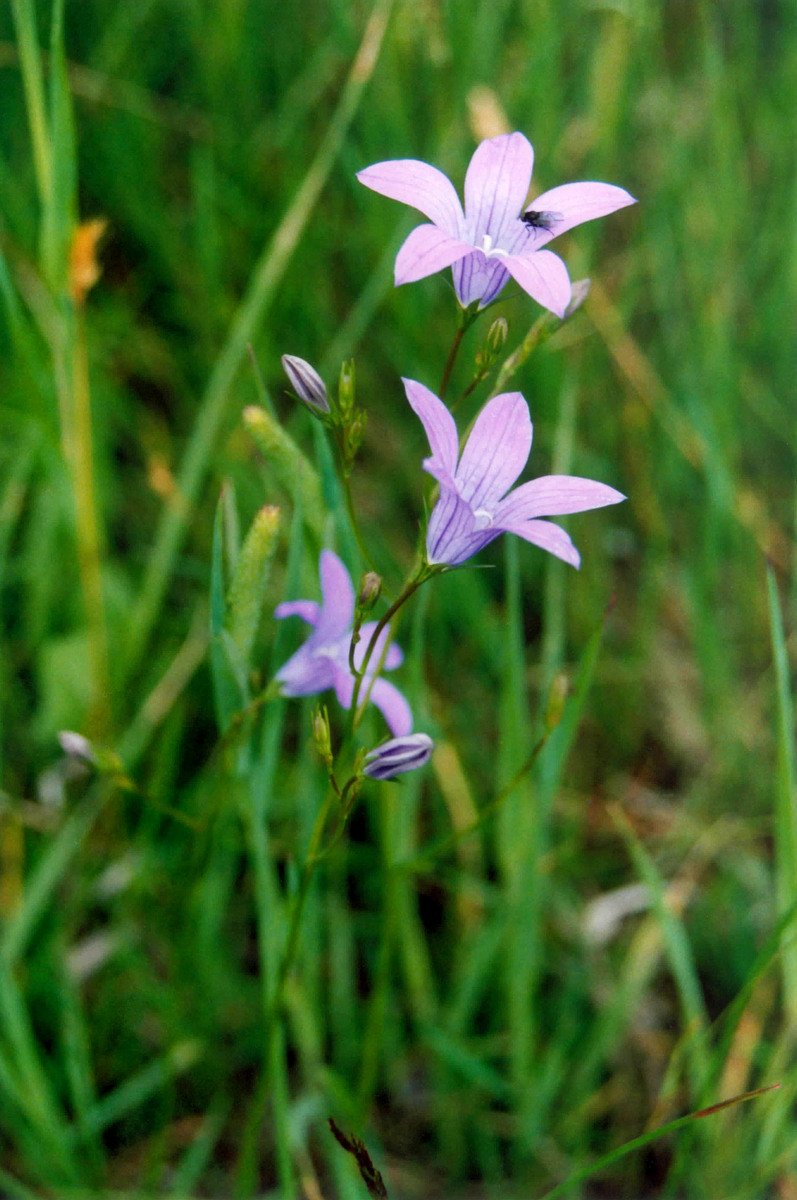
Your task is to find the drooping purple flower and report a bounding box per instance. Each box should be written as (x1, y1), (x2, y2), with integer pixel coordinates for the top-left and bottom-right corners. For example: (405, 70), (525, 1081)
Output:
(404, 378), (625, 568)
(357, 132), (635, 317)
(363, 733), (434, 781)
(275, 550), (412, 735)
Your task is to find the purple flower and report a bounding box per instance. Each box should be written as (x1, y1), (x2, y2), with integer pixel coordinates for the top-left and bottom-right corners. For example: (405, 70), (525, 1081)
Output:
(357, 132), (635, 317)
(275, 550), (412, 735)
(363, 733), (434, 781)
(404, 378), (625, 568)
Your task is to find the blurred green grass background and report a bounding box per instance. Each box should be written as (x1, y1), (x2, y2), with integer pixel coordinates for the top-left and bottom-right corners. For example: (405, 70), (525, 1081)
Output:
(0, 0), (795, 1196)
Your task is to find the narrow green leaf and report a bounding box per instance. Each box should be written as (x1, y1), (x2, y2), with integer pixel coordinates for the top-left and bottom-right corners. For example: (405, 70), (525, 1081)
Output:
(767, 566), (797, 1024)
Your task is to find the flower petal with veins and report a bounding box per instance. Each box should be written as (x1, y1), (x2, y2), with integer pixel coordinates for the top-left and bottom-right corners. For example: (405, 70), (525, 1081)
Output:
(359, 134), (635, 314)
(275, 550), (412, 735)
(403, 380), (625, 568)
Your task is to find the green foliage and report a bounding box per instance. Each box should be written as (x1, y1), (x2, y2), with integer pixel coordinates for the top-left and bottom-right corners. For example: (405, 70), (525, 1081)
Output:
(0, 0), (794, 1197)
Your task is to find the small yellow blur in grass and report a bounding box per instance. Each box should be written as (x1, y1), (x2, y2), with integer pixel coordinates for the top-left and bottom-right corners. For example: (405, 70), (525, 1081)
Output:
(69, 218), (107, 305)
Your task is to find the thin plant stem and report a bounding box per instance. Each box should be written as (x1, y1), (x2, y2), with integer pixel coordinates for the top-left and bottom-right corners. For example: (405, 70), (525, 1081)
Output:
(438, 322), (466, 400)
(438, 305), (480, 399)
(537, 1086), (781, 1200)
(70, 311), (111, 737)
(346, 565), (435, 734)
(338, 457), (383, 579)
(397, 730), (550, 871)
(266, 784), (339, 1024)
(10, 0), (53, 211)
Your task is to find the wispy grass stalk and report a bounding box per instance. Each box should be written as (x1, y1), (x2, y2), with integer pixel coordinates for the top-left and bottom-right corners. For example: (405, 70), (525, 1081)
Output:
(767, 567), (797, 1025)
(123, 0), (395, 681)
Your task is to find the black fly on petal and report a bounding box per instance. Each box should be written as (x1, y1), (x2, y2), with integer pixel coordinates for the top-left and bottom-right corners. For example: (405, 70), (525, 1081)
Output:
(521, 209), (562, 232)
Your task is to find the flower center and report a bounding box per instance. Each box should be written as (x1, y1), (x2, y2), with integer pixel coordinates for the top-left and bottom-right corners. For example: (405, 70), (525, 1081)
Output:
(480, 233), (507, 259)
(472, 506), (494, 531)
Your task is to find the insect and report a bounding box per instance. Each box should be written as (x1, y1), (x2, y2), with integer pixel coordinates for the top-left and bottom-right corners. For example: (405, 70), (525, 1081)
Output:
(521, 209), (561, 232)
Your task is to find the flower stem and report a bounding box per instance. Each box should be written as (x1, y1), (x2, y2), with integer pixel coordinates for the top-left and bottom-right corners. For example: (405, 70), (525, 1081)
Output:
(347, 563), (436, 734)
(439, 306), (480, 400)
(489, 311), (548, 396)
(267, 783), (338, 1022)
(70, 311), (112, 739)
(438, 324), (465, 400)
(340, 463), (381, 577)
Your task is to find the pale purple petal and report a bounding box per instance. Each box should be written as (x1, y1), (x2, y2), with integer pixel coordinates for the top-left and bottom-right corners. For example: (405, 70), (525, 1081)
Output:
(402, 378), (459, 484)
(315, 550), (354, 641)
(455, 392), (531, 508)
(395, 224), (473, 285)
(356, 622), (404, 673)
(496, 475), (626, 522)
(503, 249), (572, 318)
(503, 518), (582, 568)
(463, 133), (534, 241)
(333, 667), (412, 736)
(369, 679), (413, 737)
(274, 600), (320, 625)
(528, 181), (636, 243)
(356, 160), (465, 236)
(332, 666), (355, 712)
(503, 221), (545, 254)
(452, 252), (511, 308)
(427, 485), (500, 566)
(276, 646), (336, 696)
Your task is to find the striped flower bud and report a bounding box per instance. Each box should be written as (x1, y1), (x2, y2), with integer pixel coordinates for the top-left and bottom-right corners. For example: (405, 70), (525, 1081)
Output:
(281, 354), (330, 415)
(363, 733), (434, 782)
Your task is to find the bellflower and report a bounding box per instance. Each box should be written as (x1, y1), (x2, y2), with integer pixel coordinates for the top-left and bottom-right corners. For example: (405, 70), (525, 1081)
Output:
(363, 733), (434, 782)
(275, 550), (412, 736)
(404, 378), (625, 568)
(357, 132), (635, 317)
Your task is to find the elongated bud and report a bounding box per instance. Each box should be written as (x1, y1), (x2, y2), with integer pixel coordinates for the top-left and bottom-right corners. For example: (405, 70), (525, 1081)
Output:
(564, 278), (591, 318)
(281, 355), (330, 415)
(486, 316), (509, 356)
(363, 733), (434, 782)
(475, 316), (509, 377)
(338, 359), (356, 420)
(312, 706), (333, 767)
(357, 572), (382, 614)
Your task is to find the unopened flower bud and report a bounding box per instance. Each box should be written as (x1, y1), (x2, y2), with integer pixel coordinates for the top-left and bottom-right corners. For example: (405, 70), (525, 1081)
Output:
(357, 572), (382, 614)
(363, 733), (434, 782)
(345, 411), (366, 460)
(564, 278), (591, 319)
(486, 316), (509, 356)
(281, 354), (330, 415)
(312, 706), (333, 766)
(338, 359), (356, 420)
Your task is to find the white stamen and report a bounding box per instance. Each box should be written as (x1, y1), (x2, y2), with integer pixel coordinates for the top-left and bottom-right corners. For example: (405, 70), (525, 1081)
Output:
(480, 234), (507, 259)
